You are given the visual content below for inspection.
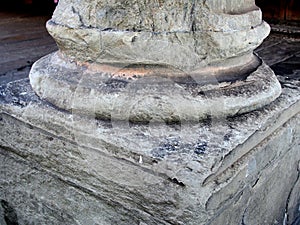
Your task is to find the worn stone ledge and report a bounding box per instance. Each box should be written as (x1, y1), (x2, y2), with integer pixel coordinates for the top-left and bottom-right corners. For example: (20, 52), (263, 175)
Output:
(29, 51), (281, 122)
(0, 77), (299, 224)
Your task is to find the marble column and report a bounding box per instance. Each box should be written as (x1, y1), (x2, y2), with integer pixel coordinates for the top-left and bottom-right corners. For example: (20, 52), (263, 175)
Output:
(29, 0), (281, 122)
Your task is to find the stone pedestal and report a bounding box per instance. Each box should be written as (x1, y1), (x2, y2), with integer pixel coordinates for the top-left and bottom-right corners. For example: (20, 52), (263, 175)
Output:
(0, 76), (299, 224)
(1, 0), (299, 224)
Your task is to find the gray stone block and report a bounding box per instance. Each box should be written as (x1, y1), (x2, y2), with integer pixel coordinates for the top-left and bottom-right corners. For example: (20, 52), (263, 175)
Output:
(0, 78), (299, 224)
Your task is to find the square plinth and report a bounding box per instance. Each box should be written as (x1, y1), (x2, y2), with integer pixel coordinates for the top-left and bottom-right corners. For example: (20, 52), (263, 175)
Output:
(0, 77), (299, 224)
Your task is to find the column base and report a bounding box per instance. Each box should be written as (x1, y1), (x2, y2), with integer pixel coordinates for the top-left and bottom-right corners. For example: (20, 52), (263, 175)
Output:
(29, 52), (281, 122)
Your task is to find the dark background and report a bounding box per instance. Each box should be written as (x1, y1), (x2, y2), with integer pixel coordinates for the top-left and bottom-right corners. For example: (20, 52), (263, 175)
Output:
(1, 0), (300, 22)
(2, 0), (57, 15)
(256, 0), (300, 22)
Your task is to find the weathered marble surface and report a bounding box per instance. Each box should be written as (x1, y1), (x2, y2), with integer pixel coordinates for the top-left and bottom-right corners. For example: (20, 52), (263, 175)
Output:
(29, 52), (281, 122)
(0, 71), (299, 224)
(29, 0), (282, 122)
(0, 0), (299, 224)
(48, 0), (268, 71)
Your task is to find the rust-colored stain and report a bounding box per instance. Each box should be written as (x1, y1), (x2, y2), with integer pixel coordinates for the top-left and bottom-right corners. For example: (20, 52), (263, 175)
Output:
(79, 61), (187, 79)
(84, 63), (152, 78)
(74, 53), (259, 84)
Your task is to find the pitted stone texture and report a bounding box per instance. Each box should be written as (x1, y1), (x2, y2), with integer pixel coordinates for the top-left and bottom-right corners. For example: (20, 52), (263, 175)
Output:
(52, 0), (259, 32)
(48, 0), (269, 71)
(29, 0), (280, 122)
(29, 52), (281, 122)
(0, 78), (299, 224)
(47, 21), (270, 71)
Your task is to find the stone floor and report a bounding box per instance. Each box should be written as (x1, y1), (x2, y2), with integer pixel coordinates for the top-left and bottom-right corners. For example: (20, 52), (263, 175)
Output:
(0, 9), (57, 84)
(256, 31), (300, 90)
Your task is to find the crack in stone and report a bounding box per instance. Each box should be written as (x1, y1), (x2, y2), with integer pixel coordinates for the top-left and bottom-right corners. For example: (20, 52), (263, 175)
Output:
(0, 200), (19, 225)
(285, 162), (300, 225)
(241, 207), (247, 225)
(71, 6), (84, 27)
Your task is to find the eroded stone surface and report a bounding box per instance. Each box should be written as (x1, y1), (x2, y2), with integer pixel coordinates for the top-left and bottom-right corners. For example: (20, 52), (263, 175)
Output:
(28, 52), (281, 122)
(47, 0), (269, 71)
(0, 75), (299, 224)
(1, 1), (298, 224)
(28, 0), (282, 122)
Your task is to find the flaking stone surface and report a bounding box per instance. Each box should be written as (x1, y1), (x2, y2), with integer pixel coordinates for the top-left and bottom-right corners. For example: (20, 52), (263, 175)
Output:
(47, 0), (269, 71)
(0, 77), (299, 224)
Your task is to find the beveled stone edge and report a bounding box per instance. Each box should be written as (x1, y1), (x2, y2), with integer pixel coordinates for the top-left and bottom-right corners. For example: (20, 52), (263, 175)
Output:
(203, 100), (300, 186)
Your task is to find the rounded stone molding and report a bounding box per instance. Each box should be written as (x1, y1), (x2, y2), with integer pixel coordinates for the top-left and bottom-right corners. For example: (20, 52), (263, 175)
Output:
(47, 0), (269, 71)
(29, 0), (282, 122)
(46, 19), (270, 72)
(29, 52), (281, 122)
